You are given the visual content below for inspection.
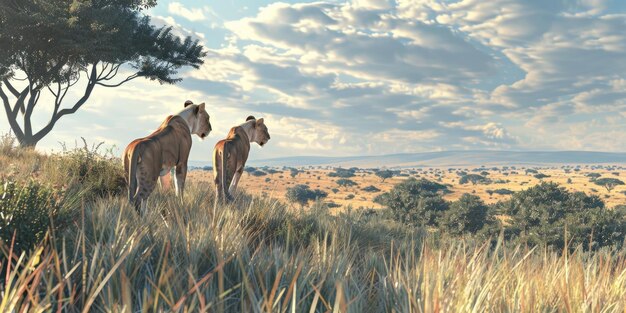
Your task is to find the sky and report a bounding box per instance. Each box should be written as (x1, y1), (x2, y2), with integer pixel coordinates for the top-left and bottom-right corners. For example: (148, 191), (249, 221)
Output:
(3, 0), (626, 161)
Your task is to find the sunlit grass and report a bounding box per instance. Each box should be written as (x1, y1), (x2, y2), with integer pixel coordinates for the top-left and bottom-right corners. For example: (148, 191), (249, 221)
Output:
(2, 139), (626, 312)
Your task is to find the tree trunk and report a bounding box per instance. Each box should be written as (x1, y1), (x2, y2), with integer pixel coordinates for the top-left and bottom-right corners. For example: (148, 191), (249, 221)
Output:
(17, 134), (38, 148)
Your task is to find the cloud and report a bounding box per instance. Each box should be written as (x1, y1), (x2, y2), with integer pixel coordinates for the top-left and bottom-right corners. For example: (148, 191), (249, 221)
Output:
(168, 2), (206, 22)
(7, 0), (626, 159)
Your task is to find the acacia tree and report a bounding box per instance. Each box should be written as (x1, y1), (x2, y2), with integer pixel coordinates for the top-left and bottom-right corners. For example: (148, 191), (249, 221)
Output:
(375, 169), (394, 182)
(0, 0), (205, 147)
(594, 178), (625, 192)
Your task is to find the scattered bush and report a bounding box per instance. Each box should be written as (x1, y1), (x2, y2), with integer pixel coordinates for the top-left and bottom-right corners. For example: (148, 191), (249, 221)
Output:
(459, 174), (491, 185)
(285, 184), (327, 207)
(361, 185), (381, 193)
(336, 178), (357, 189)
(533, 173), (550, 179)
(0, 181), (60, 252)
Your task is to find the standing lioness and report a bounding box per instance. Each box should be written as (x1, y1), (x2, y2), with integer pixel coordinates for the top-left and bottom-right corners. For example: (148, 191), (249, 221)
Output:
(213, 116), (270, 201)
(124, 101), (212, 211)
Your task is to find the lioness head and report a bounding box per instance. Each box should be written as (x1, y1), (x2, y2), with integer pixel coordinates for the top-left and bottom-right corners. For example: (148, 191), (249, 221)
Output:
(185, 100), (212, 139)
(246, 116), (270, 147)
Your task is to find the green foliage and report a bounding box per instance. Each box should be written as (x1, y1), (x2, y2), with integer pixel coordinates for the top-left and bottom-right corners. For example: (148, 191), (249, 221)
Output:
(328, 168), (355, 178)
(375, 169), (394, 182)
(594, 178), (625, 192)
(289, 168), (300, 178)
(374, 178), (448, 226)
(440, 194), (495, 236)
(361, 185), (381, 193)
(251, 170), (267, 177)
(459, 174), (490, 185)
(493, 188), (514, 195)
(498, 182), (626, 249)
(586, 173), (602, 180)
(49, 141), (125, 199)
(0, 181), (59, 252)
(0, 0), (206, 146)
(336, 178), (357, 189)
(534, 173), (550, 179)
(285, 184), (327, 207)
(265, 169), (280, 175)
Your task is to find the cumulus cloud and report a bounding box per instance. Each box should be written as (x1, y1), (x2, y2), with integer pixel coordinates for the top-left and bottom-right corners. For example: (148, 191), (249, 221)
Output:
(168, 2), (206, 22)
(7, 0), (626, 159)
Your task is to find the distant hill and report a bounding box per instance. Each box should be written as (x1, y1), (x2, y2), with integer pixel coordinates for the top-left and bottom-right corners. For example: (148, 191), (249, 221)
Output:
(218, 151), (626, 168)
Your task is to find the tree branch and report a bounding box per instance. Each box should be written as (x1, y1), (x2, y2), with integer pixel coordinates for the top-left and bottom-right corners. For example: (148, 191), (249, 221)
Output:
(0, 85), (25, 139)
(32, 63), (99, 142)
(2, 79), (19, 97)
(95, 73), (139, 88)
(13, 87), (28, 115)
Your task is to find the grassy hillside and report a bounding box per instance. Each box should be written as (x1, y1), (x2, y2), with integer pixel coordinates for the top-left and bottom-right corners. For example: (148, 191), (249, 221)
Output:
(2, 138), (626, 312)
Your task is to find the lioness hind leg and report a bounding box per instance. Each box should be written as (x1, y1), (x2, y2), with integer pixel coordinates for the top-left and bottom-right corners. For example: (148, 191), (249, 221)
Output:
(228, 167), (244, 197)
(134, 174), (157, 214)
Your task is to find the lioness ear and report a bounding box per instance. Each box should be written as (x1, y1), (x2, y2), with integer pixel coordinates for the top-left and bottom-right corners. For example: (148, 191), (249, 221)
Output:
(256, 118), (264, 125)
(184, 100), (193, 107)
(198, 102), (206, 112)
(246, 116), (256, 121)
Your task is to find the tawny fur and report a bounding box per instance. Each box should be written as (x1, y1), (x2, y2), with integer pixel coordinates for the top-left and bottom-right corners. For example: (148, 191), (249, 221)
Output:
(213, 117), (270, 201)
(124, 102), (211, 211)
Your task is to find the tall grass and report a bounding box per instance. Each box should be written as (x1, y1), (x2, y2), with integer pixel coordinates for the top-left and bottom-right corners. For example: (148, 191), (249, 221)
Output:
(1, 141), (626, 312)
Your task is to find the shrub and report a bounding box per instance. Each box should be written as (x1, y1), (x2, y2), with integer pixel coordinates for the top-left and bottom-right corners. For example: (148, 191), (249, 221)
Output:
(534, 173), (550, 179)
(0, 181), (60, 252)
(289, 168), (300, 178)
(328, 168), (355, 178)
(493, 188), (514, 195)
(251, 170), (267, 177)
(497, 182), (626, 249)
(285, 184), (327, 207)
(440, 194), (495, 236)
(375, 178), (448, 226)
(459, 174), (490, 185)
(361, 185), (381, 193)
(336, 178), (357, 189)
(46, 142), (125, 199)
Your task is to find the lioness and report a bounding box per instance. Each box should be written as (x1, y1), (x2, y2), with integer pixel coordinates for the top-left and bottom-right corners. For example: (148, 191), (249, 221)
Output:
(124, 101), (212, 211)
(213, 116), (270, 201)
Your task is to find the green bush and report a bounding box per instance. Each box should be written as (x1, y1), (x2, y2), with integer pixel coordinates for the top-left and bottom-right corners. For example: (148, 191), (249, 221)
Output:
(46, 142), (125, 199)
(439, 194), (495, 236)
(285, 184), (327, 207)
(459, 174), (491, 185)
(497, 182), (626, 249)
(375, 178), (448, 226)
(361, 185), (381, 193)
(0, 180), (60, 252)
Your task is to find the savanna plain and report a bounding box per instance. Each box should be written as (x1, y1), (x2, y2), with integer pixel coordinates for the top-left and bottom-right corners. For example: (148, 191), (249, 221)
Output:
(2, 136), (626, 312)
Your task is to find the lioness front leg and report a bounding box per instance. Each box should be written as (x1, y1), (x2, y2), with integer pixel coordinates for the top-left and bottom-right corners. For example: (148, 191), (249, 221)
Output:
(174, 163), (187, 199)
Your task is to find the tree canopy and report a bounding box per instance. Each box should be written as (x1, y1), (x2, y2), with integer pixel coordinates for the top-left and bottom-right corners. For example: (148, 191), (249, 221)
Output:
(0, 0), (206, 146)
(375, 169), (394, 182)
(594, 178), (625, 192)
